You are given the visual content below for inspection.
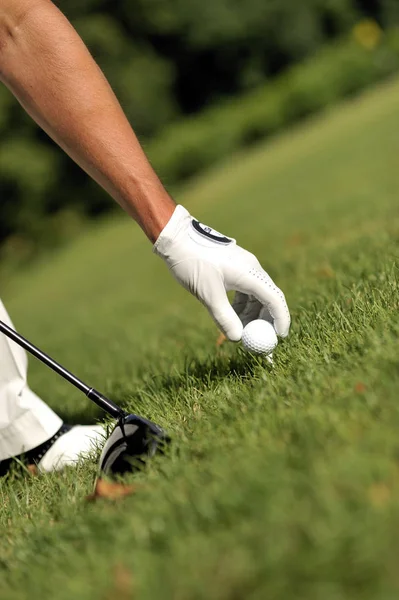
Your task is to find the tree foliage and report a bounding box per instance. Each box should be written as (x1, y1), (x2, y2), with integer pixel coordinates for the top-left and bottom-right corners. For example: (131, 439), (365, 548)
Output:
(0, 0), (397, 254)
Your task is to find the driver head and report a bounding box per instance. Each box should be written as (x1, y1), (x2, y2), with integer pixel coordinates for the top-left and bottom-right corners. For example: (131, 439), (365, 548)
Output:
(98, 414), (169, 477)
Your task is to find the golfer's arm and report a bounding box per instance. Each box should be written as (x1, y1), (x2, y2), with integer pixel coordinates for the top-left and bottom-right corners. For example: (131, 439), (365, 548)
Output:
(0, 0), (175, 242)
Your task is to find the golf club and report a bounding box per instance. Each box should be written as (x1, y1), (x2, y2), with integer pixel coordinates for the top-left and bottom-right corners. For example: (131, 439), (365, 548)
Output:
(0, 319), (169, 476)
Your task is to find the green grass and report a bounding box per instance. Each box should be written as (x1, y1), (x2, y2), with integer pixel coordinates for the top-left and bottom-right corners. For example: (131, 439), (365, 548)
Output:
(1, 76), (399, 599)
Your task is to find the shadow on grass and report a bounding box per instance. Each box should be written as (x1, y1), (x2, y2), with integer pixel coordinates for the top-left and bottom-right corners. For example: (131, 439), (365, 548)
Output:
(56, 351), (269, 424)
(109, 350), (270, 406)
(55, 404), (104, 426)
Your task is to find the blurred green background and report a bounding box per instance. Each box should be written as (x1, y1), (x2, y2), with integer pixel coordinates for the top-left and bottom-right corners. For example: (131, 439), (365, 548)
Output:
(2, 4), (399, 597)
(0, 0), (399, 262)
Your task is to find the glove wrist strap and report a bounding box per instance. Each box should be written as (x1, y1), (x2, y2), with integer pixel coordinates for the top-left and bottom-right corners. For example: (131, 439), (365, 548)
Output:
(153, 205), (190, 257)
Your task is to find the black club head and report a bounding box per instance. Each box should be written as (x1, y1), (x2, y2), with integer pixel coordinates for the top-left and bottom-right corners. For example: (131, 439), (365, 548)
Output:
(98, 414), (169, 477)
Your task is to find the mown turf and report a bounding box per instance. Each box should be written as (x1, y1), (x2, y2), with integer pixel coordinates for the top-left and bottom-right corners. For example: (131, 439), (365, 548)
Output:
(1, 77), (399, 600)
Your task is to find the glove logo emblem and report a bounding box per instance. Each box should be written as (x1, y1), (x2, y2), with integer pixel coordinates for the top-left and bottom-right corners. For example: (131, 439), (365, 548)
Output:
(192, 220), (232, 244)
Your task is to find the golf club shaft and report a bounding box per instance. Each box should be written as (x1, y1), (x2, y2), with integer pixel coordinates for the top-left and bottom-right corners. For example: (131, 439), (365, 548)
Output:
(0, 320), (125, 420)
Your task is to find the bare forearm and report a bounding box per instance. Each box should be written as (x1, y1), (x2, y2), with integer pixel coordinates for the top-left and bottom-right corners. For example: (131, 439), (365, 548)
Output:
(0, 0), (175, 241)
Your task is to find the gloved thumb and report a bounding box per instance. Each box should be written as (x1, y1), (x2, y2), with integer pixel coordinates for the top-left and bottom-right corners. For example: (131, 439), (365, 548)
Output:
(208, 296), (243, 341)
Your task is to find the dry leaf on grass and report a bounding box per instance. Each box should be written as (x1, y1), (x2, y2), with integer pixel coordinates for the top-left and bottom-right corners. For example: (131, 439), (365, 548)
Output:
(105, 564), (134, 600)
(27, 464), (38, 476)
(286, 232), (306, 247)
(86, 478), (138, 502)
(355, 382), (367, 394)
(316, 264), (335, 279)
(216, 332), (227, 347)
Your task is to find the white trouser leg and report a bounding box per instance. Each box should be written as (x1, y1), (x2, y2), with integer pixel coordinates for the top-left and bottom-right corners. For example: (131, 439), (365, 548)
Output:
(0, 300), (62, 461)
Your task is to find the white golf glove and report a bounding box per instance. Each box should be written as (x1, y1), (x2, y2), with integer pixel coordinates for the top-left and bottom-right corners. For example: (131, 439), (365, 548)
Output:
(154, 205), (290, 342)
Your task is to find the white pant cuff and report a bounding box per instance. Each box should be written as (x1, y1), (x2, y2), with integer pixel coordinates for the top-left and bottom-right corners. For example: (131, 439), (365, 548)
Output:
(0, 390), (63, 461)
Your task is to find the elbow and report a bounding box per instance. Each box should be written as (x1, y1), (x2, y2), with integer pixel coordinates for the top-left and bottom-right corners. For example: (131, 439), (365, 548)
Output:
(0, 10), (23, 56)
(0, 16), (14, 53)
(0, 1), (44, 54)
(0, 13), (18, 82)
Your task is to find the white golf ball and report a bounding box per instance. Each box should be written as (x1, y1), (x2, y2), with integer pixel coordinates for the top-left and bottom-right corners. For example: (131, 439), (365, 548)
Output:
(241, 319), (278, 355)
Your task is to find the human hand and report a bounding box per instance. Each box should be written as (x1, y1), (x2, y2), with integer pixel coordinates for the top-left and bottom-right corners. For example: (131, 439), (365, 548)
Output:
(154, 206), (290, 341)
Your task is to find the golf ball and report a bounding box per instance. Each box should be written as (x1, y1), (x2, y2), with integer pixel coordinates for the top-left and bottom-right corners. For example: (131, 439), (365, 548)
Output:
(241, 319), (278, 355)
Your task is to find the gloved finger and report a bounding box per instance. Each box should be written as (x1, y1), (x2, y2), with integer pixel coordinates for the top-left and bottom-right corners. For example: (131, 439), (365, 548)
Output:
(208, 296), (243, 341)
(201, 275), (243, 342)
(232, 293), (262, 327)
(238, 269), (290, 337)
